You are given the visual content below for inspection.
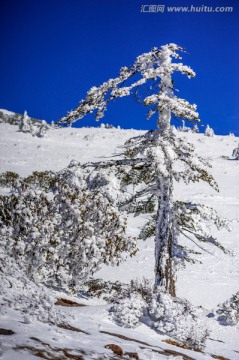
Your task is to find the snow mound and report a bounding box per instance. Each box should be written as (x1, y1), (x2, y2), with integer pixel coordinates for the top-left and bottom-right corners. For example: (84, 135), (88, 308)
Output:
(0, 249), (64, 325)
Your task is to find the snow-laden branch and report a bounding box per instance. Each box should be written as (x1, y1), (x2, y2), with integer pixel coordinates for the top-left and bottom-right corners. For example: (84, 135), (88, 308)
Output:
(57, 43), (199, 127)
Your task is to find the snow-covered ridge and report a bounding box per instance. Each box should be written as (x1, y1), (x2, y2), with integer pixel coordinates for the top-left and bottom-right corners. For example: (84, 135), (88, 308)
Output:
(0, 108), (45, 126)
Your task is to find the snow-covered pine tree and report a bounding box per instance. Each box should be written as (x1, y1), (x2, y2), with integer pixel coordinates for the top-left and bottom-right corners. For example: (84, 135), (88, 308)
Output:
(192, 124), (199, 133)
(19, 110), (33, 134)
(204, 124), (214, 137)
(58, 44), (230, 296)
(178, 120), (190, 132)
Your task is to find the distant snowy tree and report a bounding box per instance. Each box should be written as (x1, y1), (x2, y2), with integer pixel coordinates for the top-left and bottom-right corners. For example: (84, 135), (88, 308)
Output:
(0, 166), (137, 292)
(59, 44), (230, 297)
(19, 110), (34, 134)
(18, 112), (50, 137)
(204, 124), (214, 137)
(178, 120), (191, 132)
(192, 124), (199, 133)
(36, 120), (50, 138)
(232, 144), (239, 160)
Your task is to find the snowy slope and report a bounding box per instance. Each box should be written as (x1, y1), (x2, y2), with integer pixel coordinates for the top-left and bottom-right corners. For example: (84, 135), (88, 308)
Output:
(0, 121), (239, 359)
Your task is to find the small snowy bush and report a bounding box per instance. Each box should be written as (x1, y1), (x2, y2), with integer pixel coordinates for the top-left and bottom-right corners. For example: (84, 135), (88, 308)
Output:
(148, 289), (209, 350)
(84, 278), (125, 300)
(112, 292), (146, 328)
(22, 170), (56, 190)
(0, 171), (20, 188)
(110, 279), (152, 327)
(216, 291), (239, 325)
(84, 278), (152, 304)
(36, 119), (50, 138)
(204, 124), (214, 137)
(111, 282), (209, 350)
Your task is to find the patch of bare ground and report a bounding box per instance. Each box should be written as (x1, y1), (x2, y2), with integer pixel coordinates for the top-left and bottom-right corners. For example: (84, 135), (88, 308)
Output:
(163, 339), (202, 352)
(0, 328), (15, 335)
(101, 330), (230, 360)
(124, 352), (139, 359)
(55, 298), (87, 307)
(105, 344), (123, 356)
(57, 323), (89, 335)
(100, 330), (197, 360)
(105, 344), (139, 359)
(139, 346), (197, 360)
(17, 337), (84, 360)
(211, 356), (230, 360)
(100, 330), (154, 346)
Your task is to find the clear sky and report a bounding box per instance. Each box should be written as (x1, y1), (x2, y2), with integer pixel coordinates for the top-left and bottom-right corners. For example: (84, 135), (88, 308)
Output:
(0, 0), (238, 134)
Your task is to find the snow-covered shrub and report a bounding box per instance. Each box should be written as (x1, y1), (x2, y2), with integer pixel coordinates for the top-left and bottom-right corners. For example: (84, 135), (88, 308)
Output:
(111, 279), (152, 328)
(148, 289), (209, 350)
(0, 171), (20, 188)
(204, 124), (214, 137)
(0, 166), (137, 292)
(22, 170), (56, 191)
(215, 292), (239, 325)
(36, 119), (50, 138)
(110, 280), (208, 350)
(112, 292), (146, 328)
(0, 248), (65, 324)
(84, 279), (126, 300)
(84, 278), (152, 304)
(232, 144), (239, 160)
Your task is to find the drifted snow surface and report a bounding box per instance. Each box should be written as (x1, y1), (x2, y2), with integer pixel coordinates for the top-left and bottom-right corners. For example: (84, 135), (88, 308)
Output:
(0, 121), (239, 359)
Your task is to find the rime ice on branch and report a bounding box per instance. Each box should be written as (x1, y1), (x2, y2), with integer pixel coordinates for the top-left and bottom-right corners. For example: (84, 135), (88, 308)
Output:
(57, 44), (198, 128)
(59, 44), (230, 296)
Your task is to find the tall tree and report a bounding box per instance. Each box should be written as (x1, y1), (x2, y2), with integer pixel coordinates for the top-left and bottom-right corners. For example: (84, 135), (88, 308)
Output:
(58, 44), (229, 296)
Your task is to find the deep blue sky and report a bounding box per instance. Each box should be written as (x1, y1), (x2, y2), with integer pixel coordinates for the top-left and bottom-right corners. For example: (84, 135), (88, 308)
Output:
(0, 0), (238, 134)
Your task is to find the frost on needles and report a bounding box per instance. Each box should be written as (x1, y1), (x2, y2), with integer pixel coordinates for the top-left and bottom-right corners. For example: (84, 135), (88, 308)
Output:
(0, 166), (137, 292)
(59, 43), (230, 297)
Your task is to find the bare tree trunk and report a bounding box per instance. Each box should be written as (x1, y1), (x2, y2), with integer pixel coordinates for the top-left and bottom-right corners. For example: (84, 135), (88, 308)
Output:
(154, 173), (176, 297)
